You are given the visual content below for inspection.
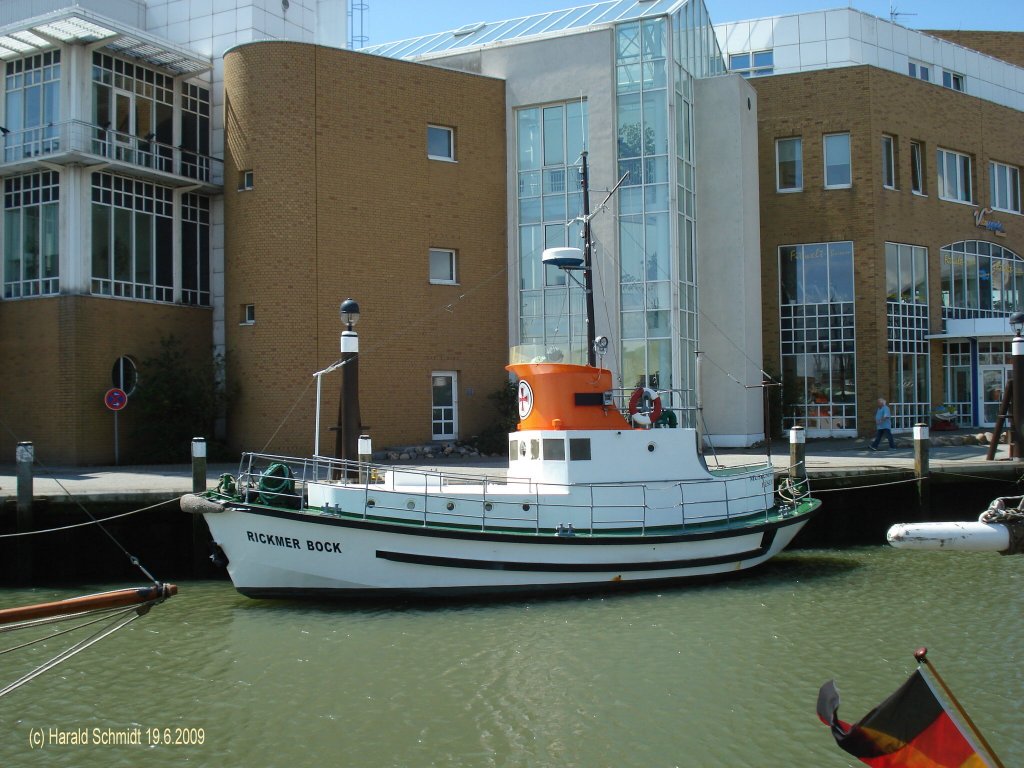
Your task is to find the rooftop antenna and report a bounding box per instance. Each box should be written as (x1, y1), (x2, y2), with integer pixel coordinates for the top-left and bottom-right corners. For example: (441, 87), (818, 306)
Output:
(889, 2), (917, 25)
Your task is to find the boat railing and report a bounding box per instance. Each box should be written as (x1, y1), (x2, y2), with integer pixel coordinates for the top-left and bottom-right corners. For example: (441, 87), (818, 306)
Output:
(233, 453), (812, 534)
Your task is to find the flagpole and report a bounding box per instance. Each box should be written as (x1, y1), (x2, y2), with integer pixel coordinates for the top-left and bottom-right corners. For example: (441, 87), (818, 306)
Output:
(913, 647), (1005, 768)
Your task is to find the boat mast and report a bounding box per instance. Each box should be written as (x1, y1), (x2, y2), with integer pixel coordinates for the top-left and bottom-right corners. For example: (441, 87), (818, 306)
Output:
(580, 151), (597, 367)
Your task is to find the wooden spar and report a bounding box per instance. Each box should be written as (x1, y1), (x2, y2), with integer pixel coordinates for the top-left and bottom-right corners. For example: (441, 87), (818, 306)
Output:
(0, 584), (177, 626)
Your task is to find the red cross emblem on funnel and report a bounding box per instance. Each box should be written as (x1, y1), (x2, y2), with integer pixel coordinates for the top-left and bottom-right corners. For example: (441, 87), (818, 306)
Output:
(517, 380), (534, 420)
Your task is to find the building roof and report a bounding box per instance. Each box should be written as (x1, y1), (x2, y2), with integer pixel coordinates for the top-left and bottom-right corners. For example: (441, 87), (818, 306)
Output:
(0, 7), (210, 75)
(363, 0), (689, 59)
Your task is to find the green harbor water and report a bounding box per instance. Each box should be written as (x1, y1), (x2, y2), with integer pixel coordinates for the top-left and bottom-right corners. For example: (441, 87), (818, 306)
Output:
(1, 547), (1022, 767)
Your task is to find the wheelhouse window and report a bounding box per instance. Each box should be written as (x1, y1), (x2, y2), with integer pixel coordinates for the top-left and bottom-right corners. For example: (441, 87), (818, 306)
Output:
(569, 438), (592, 461)
(776, 137), (802, 192)
(881, 135), (896, 190)
(428, 248), (457, 284)
(937, 148), (973, 204)
(542, 438), (566, 460)
(427, 125), (454, 161)
(990, 161), (1021, 214)
(910, 141), (925, 195)
(823, 133), (851, 189)
(3, 172), (59, 298)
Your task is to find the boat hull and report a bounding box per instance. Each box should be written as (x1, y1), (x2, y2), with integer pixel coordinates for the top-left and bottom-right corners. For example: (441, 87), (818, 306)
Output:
(193, 497), (819, 598)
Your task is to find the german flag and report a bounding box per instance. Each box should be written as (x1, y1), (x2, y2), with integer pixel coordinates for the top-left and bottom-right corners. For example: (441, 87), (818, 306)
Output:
(817, 670), (993, 767)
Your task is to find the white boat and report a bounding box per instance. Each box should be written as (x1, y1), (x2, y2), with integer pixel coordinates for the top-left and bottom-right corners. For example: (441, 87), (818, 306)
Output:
(183, 152), (819, 598)
(183, 352), (819, 598)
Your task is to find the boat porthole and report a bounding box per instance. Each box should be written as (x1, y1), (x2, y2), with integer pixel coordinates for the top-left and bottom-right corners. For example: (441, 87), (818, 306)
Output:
(406, 500), (416, 510)
(446, 502), (455, 511)
(522, 503), (531, 511)
(367, 499), (376, 508)
(647, 442), (656, 452)
(484, 502), (493, 511)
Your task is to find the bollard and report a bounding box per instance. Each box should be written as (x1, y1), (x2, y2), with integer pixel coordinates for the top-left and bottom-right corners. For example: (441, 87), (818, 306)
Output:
(15, 441), (34, 584)
(913, 423), (930, 517)
(789, 426), (806, 482)
(191, 437), (207, 493)
(358, 434), (372, 484)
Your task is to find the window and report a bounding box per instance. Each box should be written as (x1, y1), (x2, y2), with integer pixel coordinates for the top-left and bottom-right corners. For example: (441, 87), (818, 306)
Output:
(4, 52), (61, 162)
(881, 135), (896, 189)
(431, 372), (458, 439)
(181, 194), (210, 306)
(823, 133), (851, 189)
(776, 137), (802, 192)
(569, 438), (592, 461)
(942, 70), (965, 92)
(180, 82), (212, 181)
(937, 148), (973, 203)
(3, 172), (59, 298)
(910, 141), (925, 195)
(111, 356), (139, 395)
(429, 248), (457, 284)
(542, 438), (566, 460)
(729, 50), (773, 77)
(990, 161), (1021, 214)
(427, 125), (454, 161)
(238, 170), (254, 191)
(241, 304), (255, 324)
(941, 241), (1024, 319)
(908, 60), (930, 82)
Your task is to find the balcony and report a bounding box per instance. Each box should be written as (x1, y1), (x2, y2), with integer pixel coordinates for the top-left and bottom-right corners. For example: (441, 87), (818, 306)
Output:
(0, 120), (222, 191)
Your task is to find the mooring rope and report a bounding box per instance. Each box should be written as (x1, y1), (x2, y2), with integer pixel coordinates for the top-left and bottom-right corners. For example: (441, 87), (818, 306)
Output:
(0, 497), (179, 539)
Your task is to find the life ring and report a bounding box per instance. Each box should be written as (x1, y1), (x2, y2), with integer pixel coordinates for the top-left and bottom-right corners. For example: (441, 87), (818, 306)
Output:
(628, 386), (663, 423)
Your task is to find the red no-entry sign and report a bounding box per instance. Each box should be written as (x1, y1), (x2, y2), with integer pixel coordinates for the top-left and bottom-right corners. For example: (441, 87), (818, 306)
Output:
(104, 387), (128, 411)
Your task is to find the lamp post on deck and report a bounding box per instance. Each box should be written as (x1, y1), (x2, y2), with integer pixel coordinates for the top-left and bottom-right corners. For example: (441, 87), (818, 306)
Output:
(335, 298), (362, 475)
(1011, 311), (1024, 461)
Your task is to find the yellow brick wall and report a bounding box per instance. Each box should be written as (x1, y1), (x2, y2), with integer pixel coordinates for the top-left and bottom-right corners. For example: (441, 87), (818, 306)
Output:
(750, 65), (1024, 434)
(0, 296), (212, 464)
(222, 42), (508, 456)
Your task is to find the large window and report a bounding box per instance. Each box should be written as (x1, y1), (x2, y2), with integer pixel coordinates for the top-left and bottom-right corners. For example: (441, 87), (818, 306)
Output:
(942, 342), (972, 427)
(937, 148), (973, 203)
(990, 161), (1021, 214)
(940, 240), (1024, 319)
(90, 173), (173, 301)
(729, 50), (773, 77)
(776, 137), (802, 192)
(4, 52), (60, 161)
(181, 193), (210, 306)
(3, 172), (59, 298)
(885, 243), (930, 429)
(779, 242), (856, 434)
(823, 133), (851, 189)
(180, 82), (211, 181)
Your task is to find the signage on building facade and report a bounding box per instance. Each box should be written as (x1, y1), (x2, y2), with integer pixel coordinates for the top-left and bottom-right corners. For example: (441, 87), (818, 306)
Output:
(974, 207), (1007, 237)
(104, 388), (128, 411)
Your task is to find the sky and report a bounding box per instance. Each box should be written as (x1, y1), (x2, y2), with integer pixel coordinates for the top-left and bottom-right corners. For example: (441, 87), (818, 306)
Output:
(357, 1), (1024, 46)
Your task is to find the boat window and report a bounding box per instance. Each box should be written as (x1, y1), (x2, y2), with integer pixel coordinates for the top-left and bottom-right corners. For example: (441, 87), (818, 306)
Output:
(530, 439), (540, 460)
(569, 438), (591, 461)
(509, 439), (519, 461)
(542, 438), (565, 460)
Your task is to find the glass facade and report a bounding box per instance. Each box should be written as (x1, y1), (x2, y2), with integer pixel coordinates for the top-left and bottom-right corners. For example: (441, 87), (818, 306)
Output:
(4, 52), (60, 162)
(779, 242), (856, 434)
(3, 172), (59, 298)
(516, 100), (588, 359)
(885, 243), (929, 429)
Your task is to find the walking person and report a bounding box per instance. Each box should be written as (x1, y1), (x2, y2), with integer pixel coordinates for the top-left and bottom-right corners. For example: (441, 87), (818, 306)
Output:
(870, 398), (897, 450)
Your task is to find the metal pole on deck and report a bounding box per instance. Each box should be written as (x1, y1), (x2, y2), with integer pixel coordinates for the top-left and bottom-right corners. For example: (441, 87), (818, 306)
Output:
(335, 299), (362, 480)
(191, 437), (207, 493)
(913, 423), (930, 517)
(1012, 312), (1024, 461)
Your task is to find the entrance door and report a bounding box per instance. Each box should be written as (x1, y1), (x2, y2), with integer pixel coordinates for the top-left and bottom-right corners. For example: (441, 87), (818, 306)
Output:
(979, 365), (1009, 426)
(431, 372), (458, 440)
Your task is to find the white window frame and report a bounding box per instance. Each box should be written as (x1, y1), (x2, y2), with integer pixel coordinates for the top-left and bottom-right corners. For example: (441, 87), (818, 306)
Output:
(428, 247), (457, 284)
(431, 371), (459, 440)
(908, 60), (930, 82)
(823, 132), (852, 190)
(238, 169), (254, 191)
(942, 70), (965, 92)
(990, 161), (1021, 214)
(910, 141), (925, 196)
(937, 148), (973, 204)
(881, 135), (896, 190)
(427, 124), (455, 161)
(241, 304), (255, 325)
(775, 137), (802, 193)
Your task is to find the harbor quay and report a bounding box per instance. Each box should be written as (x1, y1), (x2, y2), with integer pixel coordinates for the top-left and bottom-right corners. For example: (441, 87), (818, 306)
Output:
(0, 434), (1020, 584)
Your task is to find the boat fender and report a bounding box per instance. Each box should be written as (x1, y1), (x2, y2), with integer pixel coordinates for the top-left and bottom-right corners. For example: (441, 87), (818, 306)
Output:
(628, 386), (663, 423)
